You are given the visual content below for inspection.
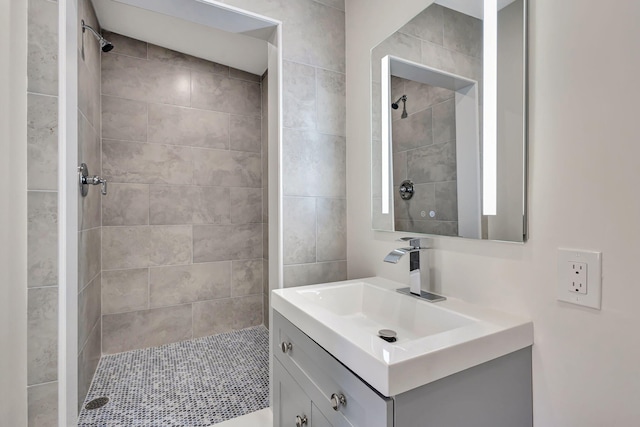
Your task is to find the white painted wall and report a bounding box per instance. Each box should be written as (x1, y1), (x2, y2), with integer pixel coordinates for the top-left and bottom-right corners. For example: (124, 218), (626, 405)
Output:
(346, 0), (640, 425)
(0, 0), (28, 423)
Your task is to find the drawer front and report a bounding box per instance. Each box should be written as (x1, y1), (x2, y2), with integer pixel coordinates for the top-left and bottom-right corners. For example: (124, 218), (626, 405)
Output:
(274, 359), (312, 427)
(274, 311), (393, 427)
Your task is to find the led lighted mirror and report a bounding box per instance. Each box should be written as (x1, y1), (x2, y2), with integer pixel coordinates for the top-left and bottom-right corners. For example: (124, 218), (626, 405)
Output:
(371, 0), (528, 242)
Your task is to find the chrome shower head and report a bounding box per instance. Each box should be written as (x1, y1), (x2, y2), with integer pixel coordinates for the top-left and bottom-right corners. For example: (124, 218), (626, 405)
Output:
(392, 95), (408, 119)
(82, 20), (114, 53)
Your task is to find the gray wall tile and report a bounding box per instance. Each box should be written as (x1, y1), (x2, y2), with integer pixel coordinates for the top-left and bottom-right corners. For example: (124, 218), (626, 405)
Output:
(421, 40), (482, 81)
(392, 108), (433, 152)
(148, 226), (193, 267)
(192, 148), (261, 188)
(102, 96), (148, 142)
(404, 79), (453, 115)
(283, 197), (316, 265)
(78, 274), (101, 350)
(102, 305), (193, 353)
(316, 198), (346, 262)
(102, 140), (193, 185)
(232, 259), (263, 297)
(229, 67), (261, 82)
(230, 188), (262, 224)
(78, 55), (101, 129)
(282, 129), (346, 197)
(27, 287), (58, 385)
(442, 7), (483, 59)
(435, 181), (459, 221)
(191, 71), (261, 116)
(102, 31), (148, 59)
(28, 382), (58, 427)
(102, 183), (149, 226)
(79, 227), (101, 288)
(229, 115), (261, 153)
(148, 44), (229, 75)
(78, 114), (101, 231)
(77, 317), (100, 410)
(396, 219), (458, 236)
(371, 32), (421, 83)
(148, 103), (230, 149)
(27, 192), (58, 288)
(407, 140), (457, 184)
(316, 69), (346, 136)
(193, 295), (262, 338)
(432, 98), (456, 144)
(27, 94), (58, 191)
(313, 0), (344, 11)
(102, 53), (191, 106)
(149, 186), (231, 225)
(149, 262), (231, 308)
(27, 0), (58, 95)
(102, 268), (149, 315)
(283, 261), (347, 288)
(398, 3), (444, 46)
(283, 61), (316, 129)
(193, 223), (262, 262)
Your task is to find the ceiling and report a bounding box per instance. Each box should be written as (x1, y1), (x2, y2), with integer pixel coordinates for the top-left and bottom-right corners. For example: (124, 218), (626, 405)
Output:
(436, 0), (518, 20)
(91, 0), (277, 75)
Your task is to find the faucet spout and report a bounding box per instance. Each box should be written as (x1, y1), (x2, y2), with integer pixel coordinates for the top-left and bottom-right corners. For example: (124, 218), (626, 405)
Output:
(383, 247), (415, 263)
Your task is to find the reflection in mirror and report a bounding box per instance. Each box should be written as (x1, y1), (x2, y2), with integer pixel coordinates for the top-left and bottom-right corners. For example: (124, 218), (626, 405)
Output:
(371, 0), (527, 242)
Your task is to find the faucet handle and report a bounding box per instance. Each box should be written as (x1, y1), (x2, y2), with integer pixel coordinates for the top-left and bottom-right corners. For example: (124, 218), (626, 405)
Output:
(398, 237), (430, 249)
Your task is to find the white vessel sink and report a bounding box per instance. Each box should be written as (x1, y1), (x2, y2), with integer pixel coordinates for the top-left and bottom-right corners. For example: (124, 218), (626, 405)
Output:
(271, 277), (533, 396)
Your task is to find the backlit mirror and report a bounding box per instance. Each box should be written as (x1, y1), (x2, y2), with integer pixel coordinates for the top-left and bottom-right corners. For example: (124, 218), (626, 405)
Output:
(371, 0), (528, 242)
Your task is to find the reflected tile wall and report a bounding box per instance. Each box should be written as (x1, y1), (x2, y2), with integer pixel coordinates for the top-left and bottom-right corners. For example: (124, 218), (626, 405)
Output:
(100, 35), (266, 353)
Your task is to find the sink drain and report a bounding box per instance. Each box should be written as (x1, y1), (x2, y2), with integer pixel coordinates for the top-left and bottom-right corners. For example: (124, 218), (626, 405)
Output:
(85, 397), (109, 410)
(378, 329), (397, 343)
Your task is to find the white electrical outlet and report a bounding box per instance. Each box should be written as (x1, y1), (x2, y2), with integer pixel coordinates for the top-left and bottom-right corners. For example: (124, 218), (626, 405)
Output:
(557, 249), (602, 309)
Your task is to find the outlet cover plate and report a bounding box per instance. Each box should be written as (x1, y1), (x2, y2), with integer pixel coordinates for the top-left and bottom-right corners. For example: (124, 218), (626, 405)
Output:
(557, 249), (602, 309)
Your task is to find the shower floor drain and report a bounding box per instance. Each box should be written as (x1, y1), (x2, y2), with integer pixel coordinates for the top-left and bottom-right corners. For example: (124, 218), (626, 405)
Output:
(85, 397), (109, 410)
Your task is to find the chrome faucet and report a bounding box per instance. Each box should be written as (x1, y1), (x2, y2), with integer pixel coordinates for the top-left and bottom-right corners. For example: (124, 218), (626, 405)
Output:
(384, 237), (445, 302)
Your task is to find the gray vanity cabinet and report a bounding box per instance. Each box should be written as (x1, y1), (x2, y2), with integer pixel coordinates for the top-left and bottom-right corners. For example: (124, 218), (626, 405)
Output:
(273, 310), (533, 427)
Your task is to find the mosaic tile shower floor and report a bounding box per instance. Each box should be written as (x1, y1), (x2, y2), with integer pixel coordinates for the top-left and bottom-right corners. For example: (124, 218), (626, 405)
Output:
(78, 326), (270, 426)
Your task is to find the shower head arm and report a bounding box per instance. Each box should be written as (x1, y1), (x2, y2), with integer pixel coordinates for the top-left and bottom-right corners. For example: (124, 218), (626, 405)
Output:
(81, 20), (102, 42)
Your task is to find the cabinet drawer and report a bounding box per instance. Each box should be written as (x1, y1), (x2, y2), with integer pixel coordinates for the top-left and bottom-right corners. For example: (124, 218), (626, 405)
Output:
(274, 359), (311, 427)
(274, 311), (393, 427)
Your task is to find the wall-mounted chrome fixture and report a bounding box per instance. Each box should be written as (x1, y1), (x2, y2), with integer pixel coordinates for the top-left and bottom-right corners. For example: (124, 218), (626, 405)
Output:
(81, 19), (114, 60)
(79, 163), (107, 197)
(399, 179), (414, 200)
(391, 94), (408, 119)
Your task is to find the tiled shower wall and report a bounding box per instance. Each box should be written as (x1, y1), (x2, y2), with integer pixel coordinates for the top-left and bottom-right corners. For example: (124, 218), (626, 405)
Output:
(391, 76), (458, 236)
(99, 33), (265, 354)
(26, 0), (59, 423)
(261, 72), (270, 327)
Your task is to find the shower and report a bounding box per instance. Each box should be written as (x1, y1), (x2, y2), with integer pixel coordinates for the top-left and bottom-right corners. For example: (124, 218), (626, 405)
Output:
(392, 94), (408, 119)
(81, 19), (114, 53)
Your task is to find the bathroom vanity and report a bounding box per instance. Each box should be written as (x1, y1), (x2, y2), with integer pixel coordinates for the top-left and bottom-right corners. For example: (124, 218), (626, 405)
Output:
(272, 278), (533, 427)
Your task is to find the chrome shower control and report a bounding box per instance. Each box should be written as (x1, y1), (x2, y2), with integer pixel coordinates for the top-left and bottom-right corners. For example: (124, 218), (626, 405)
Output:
(281, 342), (292, 353)
(79, 163), (108, 196)
(330, 393), (347, 411)
(295, 415), (308, 426)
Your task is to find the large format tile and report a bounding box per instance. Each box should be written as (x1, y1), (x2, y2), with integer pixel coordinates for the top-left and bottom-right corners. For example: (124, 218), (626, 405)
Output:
(78, 114), (101, 231)
(27, 287), (58, 385)
(102, 31), (148, 59)
(79, 227), (101, 288)
(27, 0), (58, 95)
(282, 129), (346, 198)
(442, 7), (483, 59)
(192, 148), (261, 188)
(313, 0), (344, 11)
(78, 54), (101, 129)
(283, 261), (347, 288)
(102, 183), (149, 226)
(148, 226), (193, 267)
(28, 382), (58, 427)
(148, 104), (230, 149)
(192, 295), (262, 338)
(78, 0), (101, 71)
(78, 273), (101, 350)
(432, 98), (456, 145)
(316, 198), (346, 262)
(229, 115), (261, 153)
(149, 262), (231, 308)
(78, 316), (101, 410)
(283, 197), (316, 265)
(407, 140), (457, 184)
(404, 80), (454, 116)
(149, 185), (230, 225)
(435, 180), (459, 221)
(191, 71), (261, 116)
(421, 40), (482, 82)
(27, 94), (58, 191)
(27, 191), (58, 288)
(395, 219), (458, 236)
(102, 53), (191, 106)
(400, 182), (436, 221)
(229, 67), (261, 82)
(282, 61), (316, 130)
(148, 44), (228, 75)
(371, 32), (421, 83)
(398, 3), (444, 46)
(230, 188), (262, 224)
(102, 95), (148, 142)
(232, 259), (263, 297)
(392, 107), (433, 152)
(102, 305), (193, 353)
(316, 69), (346, 137)
(102, 268), (149, 314)
(102, 140), (193, 185)
(193, 223), (263, 262)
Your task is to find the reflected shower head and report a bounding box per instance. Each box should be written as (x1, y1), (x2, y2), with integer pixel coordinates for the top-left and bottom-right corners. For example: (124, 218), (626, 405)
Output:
(82, 20), (114, 53)
(392, 95), (408, 118)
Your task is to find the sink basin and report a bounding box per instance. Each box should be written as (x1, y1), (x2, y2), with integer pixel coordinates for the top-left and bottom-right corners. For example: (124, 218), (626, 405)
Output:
(272, 277), (533, 396)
